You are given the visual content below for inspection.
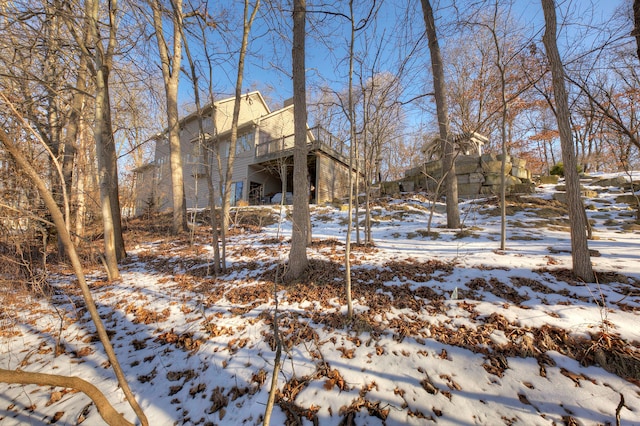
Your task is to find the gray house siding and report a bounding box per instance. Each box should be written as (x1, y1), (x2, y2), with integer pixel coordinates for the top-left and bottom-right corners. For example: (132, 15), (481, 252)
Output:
(133, 92), (349, 216)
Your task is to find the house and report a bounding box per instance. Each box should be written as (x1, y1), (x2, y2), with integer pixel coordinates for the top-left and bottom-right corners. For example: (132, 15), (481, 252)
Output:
(133, 91), (355, 216)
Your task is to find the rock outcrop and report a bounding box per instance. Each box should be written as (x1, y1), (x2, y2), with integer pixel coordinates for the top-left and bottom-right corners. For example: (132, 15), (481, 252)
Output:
(400, 154), (534, 197)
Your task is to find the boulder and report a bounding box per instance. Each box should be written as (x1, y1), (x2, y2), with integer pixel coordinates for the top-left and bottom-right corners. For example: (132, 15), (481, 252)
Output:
(512, 183), (535, 194)
(481, 185), (500, 195)
(454, 155), (481, 174)
(404, 166), (422, 177)
(421, 160), (442, 175)
(457, 182), (482, 196)
(457, 174), (470, 184)
(512, 166), (530, 180)
(381, 181), (400, 195)
(481, 160), (512, 174)
(553, 192), (567, 203)
(554, 189), (600, 204)
(497, 153), (511, 163)
(512, 157), (527, 168)
(539, 175), (559, 184)
(615, 194), (640, 206)
(484, 173), (502, 186)
(481, 153), (497, 163)
(469, 172), (485, 184)
(591, 176), (627, 187)
(506, 175), (522, 186)
(401, 180), (415, 192)
(421, 161), (443, 179)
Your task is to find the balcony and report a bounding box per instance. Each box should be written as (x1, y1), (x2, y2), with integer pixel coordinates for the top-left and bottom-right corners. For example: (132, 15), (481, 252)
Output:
(254, 126), (348, 163)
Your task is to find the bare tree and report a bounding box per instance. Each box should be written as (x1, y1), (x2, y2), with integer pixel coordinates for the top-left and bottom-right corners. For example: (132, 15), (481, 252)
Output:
(0, 120), (148, 426)
(358, 71), (403, 244)
(633, 0), (640, 62)
(284, 0), (310, 282)
(343, 0), (359, 319)
(0, 1), (87, 258)
(463, 1), (525, 250)
(182, 3), (224, 273)
(220, 0), (260, 271)
(84, 0), (126, 278)
(67, 54), (91, 244)
(420, 0), (460, 228)
(179, 5), (221, 271)
(0, 369), (133, 426)
(541, 0), (594, 282)
(151, 0), (187, 234)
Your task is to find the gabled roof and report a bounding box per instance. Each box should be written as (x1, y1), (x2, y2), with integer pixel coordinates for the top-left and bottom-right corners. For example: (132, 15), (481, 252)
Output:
(180, 91), (271, 127)
(257, 102), (293, 122)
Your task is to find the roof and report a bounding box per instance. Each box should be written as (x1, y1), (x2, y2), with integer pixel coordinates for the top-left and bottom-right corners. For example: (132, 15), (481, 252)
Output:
(179, 91), (271, 127)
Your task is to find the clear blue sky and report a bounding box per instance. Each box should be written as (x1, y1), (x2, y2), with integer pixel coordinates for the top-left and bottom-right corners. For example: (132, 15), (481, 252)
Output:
(177, 0), (627, 124)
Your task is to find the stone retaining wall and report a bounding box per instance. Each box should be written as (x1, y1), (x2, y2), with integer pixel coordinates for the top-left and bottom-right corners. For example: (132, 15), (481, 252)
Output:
(399, 154), (534, 197)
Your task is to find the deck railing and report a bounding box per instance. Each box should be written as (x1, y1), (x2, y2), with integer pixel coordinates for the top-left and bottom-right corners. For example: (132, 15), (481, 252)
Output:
(255, 126), (346, 158)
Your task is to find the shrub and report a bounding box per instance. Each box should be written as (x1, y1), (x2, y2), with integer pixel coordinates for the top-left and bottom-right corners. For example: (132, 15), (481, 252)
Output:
(550, 162), (564, 176)
(550, 162), (583, 177)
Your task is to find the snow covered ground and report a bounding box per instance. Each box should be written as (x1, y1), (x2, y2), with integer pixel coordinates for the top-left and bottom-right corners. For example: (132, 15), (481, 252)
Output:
(1, 176), (639, 425)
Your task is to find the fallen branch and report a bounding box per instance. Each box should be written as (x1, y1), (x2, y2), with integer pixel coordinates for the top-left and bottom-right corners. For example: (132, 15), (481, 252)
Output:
(616, 392), (625, 426)
(0, 368), (133, 426)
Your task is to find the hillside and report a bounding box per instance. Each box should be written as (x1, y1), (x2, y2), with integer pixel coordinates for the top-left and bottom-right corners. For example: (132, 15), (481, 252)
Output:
(1, 177), (639, 426)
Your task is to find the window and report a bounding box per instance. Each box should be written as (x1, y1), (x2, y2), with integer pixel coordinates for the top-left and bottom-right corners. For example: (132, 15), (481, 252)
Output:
(218, 142), (230, 158)
(235, 131), (254, 154)
(203, 116), (213, 130)
(230, 181), (244, 206)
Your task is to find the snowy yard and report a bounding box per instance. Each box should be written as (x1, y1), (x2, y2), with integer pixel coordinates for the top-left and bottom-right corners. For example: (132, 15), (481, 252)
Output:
(1, 179), (639, 425)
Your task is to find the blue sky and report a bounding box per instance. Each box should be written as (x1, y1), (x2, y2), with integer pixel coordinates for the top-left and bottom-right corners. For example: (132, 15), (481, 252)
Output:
(176, 0), (627, 127)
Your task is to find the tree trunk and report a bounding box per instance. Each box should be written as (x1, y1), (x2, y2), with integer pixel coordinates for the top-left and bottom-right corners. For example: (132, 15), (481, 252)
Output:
(95, 68), (122, 279)
(343, 0), (358, 320)
(152, 0), (187, 235)
(420, 0), (460, 228)
(43, 1), (70, 258)
(633, 0), (640, 62)
(541, 0), (594, 282)
(284, 0), (309, 282)
(87, 0), (125, 279)
(487, 4), (509, 251)
(167, 80), (187, 234)
(221, 0), (260, 271)
(74, 141), (87, 244)
(179, 17), (221, 273)
(67, 56), (89, 244)
(104, 81), (126, 261)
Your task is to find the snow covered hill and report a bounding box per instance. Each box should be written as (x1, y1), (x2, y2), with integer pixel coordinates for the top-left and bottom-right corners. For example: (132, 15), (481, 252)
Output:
(1, 178), (639, 425)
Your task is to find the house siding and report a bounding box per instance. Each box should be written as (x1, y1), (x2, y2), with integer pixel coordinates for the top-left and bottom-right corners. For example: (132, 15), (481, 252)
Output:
(317, 153), (352, 204)
(133, 164), (157, 215)
(258, 105), (295, 145)
(133, 91), (349, 215)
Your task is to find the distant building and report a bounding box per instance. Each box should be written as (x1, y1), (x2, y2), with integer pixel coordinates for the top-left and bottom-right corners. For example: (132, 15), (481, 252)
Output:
(133, 91), (356, 216)
(421, 131), (487, 160)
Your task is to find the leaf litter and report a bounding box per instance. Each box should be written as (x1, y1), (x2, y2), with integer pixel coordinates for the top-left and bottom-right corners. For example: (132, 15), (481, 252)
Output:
(1, 175), (640, 425)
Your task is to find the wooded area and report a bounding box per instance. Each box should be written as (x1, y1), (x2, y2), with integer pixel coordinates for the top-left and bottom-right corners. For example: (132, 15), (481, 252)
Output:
(1, 0), (639, 424)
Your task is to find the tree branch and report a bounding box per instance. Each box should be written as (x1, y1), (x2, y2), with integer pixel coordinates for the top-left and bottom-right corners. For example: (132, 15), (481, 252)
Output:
(0, 368), (133, 426)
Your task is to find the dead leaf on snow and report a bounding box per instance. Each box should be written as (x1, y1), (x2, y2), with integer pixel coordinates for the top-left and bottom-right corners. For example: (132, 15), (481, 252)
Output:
(46, 391), (63, 406)
(420, 375), (439, 394)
